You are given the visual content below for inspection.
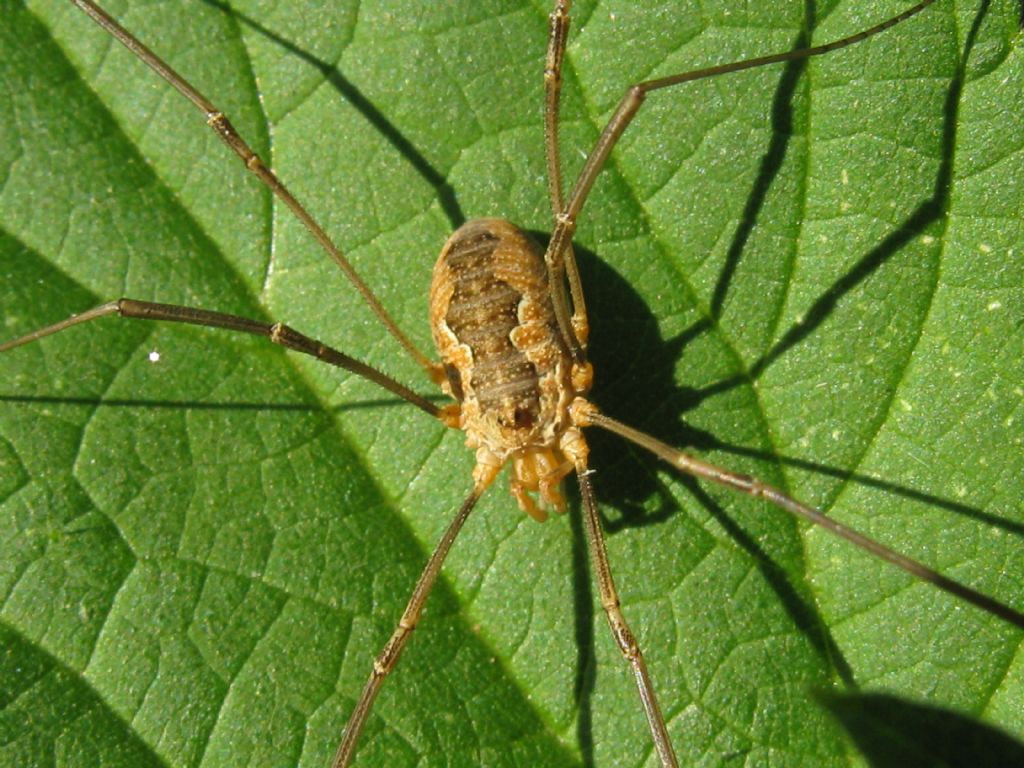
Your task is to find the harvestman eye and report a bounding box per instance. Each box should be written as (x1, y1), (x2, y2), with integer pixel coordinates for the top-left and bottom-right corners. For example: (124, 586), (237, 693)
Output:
(2, 1), (1022, 766)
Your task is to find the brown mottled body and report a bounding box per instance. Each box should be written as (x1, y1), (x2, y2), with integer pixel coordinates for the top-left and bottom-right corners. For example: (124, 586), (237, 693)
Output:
(430, 218), (588, 520)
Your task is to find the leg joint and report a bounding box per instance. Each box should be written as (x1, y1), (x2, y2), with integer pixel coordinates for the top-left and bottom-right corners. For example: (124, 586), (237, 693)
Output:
(602, 604), (640, 659)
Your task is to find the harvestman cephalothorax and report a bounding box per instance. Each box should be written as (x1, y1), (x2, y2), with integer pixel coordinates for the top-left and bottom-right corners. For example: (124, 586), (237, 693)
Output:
(2, 0), (1024, 765)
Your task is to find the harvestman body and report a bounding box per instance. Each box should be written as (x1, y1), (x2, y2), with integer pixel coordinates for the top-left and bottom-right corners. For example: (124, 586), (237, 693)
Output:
(2, 0), (1023, 766)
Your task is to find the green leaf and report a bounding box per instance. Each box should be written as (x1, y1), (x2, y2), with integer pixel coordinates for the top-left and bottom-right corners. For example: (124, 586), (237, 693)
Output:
(2, 1), (1022, 766)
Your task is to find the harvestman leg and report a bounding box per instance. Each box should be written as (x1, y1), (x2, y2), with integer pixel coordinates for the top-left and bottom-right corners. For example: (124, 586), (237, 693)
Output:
(576, 406), (1024, 630)
(575, 462), (679, 767)
(331, 479), (494, 768)
(71, 0), (435, 376)
(0, 299), (441, 417)
(547, 6), (677, 761)
(543, 1), (589, 357)
(538, 0), (941, 298)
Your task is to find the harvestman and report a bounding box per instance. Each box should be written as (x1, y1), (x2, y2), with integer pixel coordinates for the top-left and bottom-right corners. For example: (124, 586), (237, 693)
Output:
(2, 0), (1022, 765)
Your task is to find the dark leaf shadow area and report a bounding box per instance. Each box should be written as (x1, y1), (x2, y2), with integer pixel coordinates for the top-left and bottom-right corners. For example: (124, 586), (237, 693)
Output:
(821, 691), (1024, 768)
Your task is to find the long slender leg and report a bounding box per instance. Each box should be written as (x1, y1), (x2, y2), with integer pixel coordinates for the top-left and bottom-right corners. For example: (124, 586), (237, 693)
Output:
(539, 0), (939, 297)
(578, 405), (1024, 630)
(0, 300), (442, 418)
(543, 0), (571, 222)
(71, 0), (434, 375)
(332, 476), (493, 768)
(543, 0), (589, 356)
(575, 462), (679, 767)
